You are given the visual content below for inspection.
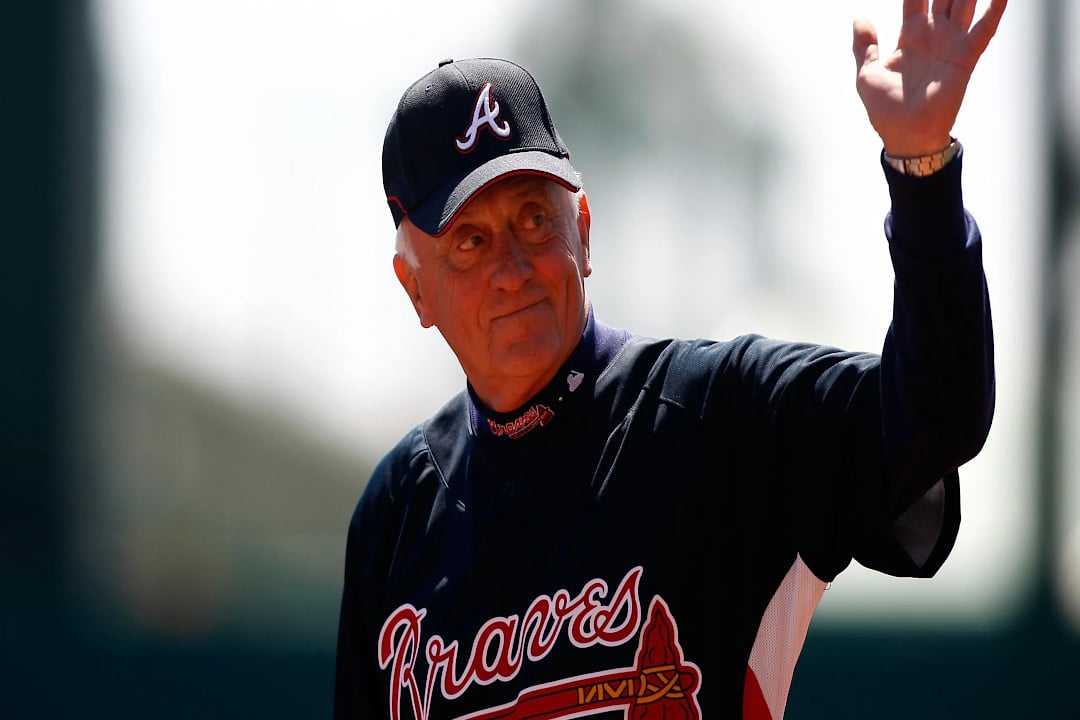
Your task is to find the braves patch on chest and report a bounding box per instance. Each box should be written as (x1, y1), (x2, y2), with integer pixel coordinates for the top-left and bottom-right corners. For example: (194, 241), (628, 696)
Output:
(377, 567), (702, 720)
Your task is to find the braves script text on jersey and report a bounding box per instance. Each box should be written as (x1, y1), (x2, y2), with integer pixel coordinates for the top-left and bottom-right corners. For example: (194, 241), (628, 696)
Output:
(334, 154), (995, 719)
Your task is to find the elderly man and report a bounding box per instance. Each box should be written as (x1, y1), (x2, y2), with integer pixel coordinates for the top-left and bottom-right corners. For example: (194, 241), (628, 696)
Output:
(335, 2), (1006, 718)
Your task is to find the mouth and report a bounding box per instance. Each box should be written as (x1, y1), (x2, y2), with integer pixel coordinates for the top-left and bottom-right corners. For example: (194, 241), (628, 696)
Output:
(490, 298), (545, 323)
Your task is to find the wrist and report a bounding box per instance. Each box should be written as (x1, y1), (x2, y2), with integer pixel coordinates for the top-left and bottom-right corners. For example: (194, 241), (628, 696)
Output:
(881, 130), (954, 158)
(884, 137), (961, 177)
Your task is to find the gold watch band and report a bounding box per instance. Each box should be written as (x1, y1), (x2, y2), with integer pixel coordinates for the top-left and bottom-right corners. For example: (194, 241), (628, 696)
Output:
(884, 138), (961, 177)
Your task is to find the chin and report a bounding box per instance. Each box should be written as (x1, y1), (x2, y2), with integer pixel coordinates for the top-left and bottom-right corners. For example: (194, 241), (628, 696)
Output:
(494, 339), (564, 380)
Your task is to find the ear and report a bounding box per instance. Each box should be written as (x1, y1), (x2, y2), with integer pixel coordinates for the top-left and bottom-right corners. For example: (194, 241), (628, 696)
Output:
(393, 254), (434, 328)
(577, 192), (592, 278)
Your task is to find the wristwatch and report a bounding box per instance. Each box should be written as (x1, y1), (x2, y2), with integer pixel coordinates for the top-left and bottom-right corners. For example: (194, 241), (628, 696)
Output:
(884, 138), (961, 177)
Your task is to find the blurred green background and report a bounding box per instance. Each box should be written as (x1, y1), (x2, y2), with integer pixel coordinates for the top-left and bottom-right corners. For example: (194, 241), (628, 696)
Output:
(4, 0), (1079, 717)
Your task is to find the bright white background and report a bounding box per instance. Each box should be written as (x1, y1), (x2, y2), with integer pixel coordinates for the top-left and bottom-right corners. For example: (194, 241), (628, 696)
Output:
(92, 0), (1051, 626)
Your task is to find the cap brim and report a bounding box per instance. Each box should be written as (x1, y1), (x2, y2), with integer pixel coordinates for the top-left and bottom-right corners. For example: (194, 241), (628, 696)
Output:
(409, 151), (581, 237)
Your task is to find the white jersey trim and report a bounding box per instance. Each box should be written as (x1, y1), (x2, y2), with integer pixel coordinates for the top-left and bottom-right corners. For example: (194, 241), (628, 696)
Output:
(746, 555), (826, 720)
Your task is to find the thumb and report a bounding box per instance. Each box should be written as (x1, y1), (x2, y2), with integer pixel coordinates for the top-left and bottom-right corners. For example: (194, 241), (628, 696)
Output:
(852, 18), (879, 71)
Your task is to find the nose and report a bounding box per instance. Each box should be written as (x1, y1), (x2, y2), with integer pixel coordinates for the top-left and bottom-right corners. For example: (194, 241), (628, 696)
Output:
(489, 232), (533, 291)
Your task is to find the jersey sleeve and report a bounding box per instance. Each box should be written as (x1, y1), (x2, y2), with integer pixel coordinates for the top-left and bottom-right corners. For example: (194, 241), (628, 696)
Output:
(333, 431), (418, 719)
(840, 149), (993, 579)
(879, 148), (995, 516)
(699, 151), (994, 582)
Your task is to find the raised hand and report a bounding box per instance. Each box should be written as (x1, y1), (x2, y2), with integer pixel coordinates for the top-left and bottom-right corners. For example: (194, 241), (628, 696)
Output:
(853, 0), (1007, 158)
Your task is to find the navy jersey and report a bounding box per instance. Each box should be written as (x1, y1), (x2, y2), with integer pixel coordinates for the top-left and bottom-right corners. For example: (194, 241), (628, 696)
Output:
(335, 155), (995, 719)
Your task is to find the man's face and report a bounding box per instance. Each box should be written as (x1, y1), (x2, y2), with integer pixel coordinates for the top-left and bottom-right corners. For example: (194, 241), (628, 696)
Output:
(394, 175), (592, 412)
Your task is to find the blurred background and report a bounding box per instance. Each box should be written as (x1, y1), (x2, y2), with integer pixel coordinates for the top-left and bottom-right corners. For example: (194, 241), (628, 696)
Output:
(3, 0), (1078, 716)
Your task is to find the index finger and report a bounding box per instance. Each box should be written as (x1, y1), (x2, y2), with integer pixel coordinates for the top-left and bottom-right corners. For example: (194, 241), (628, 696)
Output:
(968, 0), (1007, 58)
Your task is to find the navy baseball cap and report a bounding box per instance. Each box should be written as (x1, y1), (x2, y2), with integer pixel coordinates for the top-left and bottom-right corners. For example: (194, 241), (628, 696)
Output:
(382, 58), (581, 237)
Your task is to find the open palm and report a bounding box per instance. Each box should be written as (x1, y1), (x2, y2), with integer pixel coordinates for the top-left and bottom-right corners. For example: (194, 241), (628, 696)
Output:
(854, 0), (1007, 157)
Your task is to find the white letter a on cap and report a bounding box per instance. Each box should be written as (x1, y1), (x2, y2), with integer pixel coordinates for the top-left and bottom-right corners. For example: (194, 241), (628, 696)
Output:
(456, 83), (512, 152)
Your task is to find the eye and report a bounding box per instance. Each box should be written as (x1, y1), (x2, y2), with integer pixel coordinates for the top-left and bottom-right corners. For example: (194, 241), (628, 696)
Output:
(456, 234), (483, 252)
(516, 203), (551, 237)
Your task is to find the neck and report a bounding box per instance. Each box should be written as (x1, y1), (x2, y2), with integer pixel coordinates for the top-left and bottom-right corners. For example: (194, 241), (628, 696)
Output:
(466, 308), (633, 442)
(468, 342), (577, 412)
(469, 307), (591, 413)
(475, 381), (553, 415)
